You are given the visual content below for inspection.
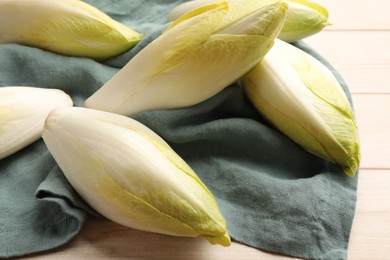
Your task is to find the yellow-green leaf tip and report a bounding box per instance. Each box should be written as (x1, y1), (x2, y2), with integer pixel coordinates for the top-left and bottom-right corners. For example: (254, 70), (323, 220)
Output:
(279, 0), (331, 42)
(0, 0), (143, 60)
(242, 40), (360, 176)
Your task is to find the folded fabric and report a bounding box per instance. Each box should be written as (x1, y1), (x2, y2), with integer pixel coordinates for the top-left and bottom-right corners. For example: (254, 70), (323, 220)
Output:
(0, 0), (358, 259)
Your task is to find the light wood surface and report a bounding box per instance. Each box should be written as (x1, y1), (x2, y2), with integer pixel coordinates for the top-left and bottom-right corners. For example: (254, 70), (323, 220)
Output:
(22, 1), (390, 259)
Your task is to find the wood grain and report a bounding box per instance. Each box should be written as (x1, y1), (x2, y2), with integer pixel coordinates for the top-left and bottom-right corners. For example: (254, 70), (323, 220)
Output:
(348, 170), (390, 259)
(352, 94), (390, 169)
(310, 0), (390, 30)
(305, 31), (390, 94)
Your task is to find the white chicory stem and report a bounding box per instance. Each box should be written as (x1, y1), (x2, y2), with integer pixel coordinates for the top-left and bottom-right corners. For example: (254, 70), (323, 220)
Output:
(0, 86), (73, 159)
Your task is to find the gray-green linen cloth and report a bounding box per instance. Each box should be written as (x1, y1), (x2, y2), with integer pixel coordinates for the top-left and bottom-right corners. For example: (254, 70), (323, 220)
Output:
(0, 0), (358, 259)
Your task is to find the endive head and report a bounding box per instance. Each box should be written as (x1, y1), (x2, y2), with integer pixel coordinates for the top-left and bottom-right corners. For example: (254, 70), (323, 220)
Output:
(242, 40), (360, 176)
(85, 0), (287, 115)
(42, 107), (230, 246)
(0, 86), (73, 160)
(167, 0), (287, 38)
(168, 0), (330, 42)
(278, 0), (331, 42)
(0, 0), (142, 60)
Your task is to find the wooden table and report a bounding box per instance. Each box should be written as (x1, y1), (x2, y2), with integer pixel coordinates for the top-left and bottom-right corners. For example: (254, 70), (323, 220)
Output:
(23, 0), (390, 259)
